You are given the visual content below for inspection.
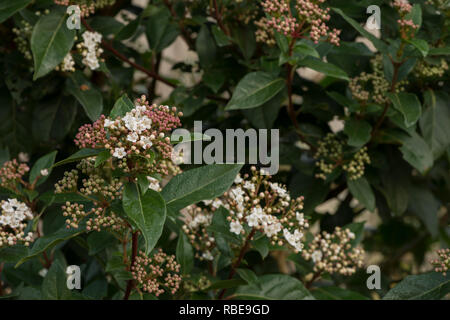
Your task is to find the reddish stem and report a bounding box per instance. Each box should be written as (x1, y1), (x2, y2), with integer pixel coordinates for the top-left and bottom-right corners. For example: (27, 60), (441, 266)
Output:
(123, 231), (138, 300)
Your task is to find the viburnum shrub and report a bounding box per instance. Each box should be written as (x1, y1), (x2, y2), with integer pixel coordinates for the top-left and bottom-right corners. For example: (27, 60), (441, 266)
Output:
(0, 0), (449, 301)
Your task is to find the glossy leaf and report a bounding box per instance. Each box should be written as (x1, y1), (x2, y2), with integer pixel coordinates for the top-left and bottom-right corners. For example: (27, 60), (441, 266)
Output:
(225, 72), (286, 110)
(161, 164), (242, 213)
(31, 8), (75, 80)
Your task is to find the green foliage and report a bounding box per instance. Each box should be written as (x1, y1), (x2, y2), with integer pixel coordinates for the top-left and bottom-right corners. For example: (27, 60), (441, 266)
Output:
(0, 0), (449, 302)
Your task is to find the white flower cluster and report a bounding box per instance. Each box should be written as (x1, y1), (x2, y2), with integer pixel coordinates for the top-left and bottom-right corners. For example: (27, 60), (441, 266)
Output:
(223, 169), (309, 252)
(60, 53), (76, 72)
(104, 105), (154, 159)
(181, 205), (216, 261)
(79, 31), (103, 70)
(0, 198), (33, 228)
(0, 198), (34, 247)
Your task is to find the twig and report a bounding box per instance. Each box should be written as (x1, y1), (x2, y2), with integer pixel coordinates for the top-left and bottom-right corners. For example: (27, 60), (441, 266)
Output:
(123, 231), (138, 300)
(82, 17), (176, 88)
(217, 228), (256, 300)
(81, 18), (228, 103)
(305, 271), (322, 289)
(213, 0), (229, 36)
(162, 0), (195, 49)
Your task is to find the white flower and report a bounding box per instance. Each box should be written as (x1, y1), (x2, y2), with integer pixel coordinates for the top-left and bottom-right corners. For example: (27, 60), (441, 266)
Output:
(230, 187), (245, 202)
(0, 199), (33, 228)
(202, 251), (214, 261)
(40, 169), (49, 176)
(230, 221), (243, 235)
(18, 152), (29, 162)
(269, 182), (289, 199)
(61, 53), (75, 72)
(104, 119), (115, 128)
(296, 212), (305, 225)
(127, 132), (139, 143)
(264, 221), (282, 237)
(234, 174), (243, 184)
(243, 181), (255, 192)
(211, 199), (223, 209)
(112, 147), (126, 159)
(311, 250), (323, 263)
(283, 229), (304, 251)
(246, 214), (259, 227)
(140, 136), (153, 149)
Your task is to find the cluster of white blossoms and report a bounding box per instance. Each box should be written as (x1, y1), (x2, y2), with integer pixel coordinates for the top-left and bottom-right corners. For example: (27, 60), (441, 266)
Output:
(0, 198), (34, 247)
(105, 106), (154, 160)
(77, 31), (103, 70)
(224, 169), (308, 252)
(75, 96), (182, 176)
(181, 205), (216, 261)
(59, 53), (76, 72)
(182, 167), (309, 261)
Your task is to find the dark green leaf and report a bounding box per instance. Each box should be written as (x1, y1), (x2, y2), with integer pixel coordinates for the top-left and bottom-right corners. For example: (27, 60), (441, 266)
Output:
(347, 177), (375, 211)
(66, 71), (103, 121)
(176, 232), (194, 275)
(41, 260), (73, 300)
(386, 92), (422, 128)
(145, 7), (178, 52)
(399, 132), (433, 174)
(109, 94), (134, 119)
(234, 274), (314, 300)
(225, 72), (286, 110)
(53, 148), (105, 167)
(122, 183), (166, 254)
(299, 57), (349, 81)
(0, 0), (32, 23)
(383, 272), (450, 300)
(419, 90), (450, 160)
(344, 119), (371, 147)
(332, 8), (388, 54)
(29, 151), (57, 186)
(31, 7), (75, 80)
(162, 164), (242, 213)
(16, 227), (84, 267)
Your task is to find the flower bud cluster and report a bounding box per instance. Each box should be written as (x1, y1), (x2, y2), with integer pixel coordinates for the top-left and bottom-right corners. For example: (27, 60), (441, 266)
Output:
(12, 20), (33, 61)
(430, 248), (450, 276)
(255, 17), (276, 46)
(314, 133), (371, 180)
(342, 147), (371, 181)
(414, 59), (449, 78)
(259, 0), (341, 45)
(132, 249), (182, 297)
(349, 55), (407, 105)
(74, 96), (182, 176)
(181, 205), (215, 261)
(0, 199), (34, 248)
(393, 0), (418, 39)
(302, 227), (365, 276)
(183, 275), (211, 292)
(54, 0), (116, 17)
(55, 165), (126, 232)
(0, 159), (30, 191)
(76, 31), (103, 70)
